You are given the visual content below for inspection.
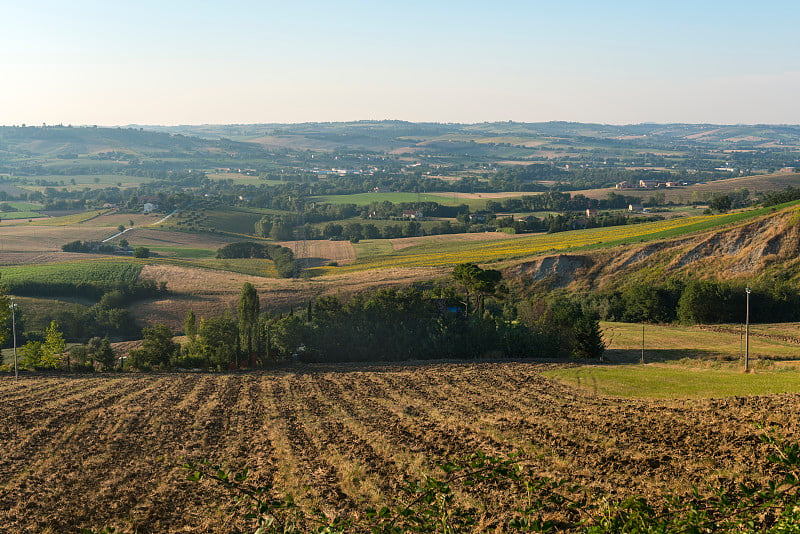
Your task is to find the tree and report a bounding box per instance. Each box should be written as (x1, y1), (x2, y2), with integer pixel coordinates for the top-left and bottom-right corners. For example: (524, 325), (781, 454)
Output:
(117, 224), (125, 233)
(128, 324), (178, 370)
(452, 263), (504, 315)
(133, 246), (150, 258)
(118, 238), (129, 249)
(238, 282), (260, 365)
(39, 320), (66, 369)
(185, 309), (197, 340)
(95, 337), (116, 371)
(20, 341), (44, 370)
(710, 194), (732, 213)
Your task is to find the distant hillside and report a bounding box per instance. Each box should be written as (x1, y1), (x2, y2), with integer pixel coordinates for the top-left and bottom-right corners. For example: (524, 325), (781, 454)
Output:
(507, 203), (800, 292)
(0, 125), (258, 157)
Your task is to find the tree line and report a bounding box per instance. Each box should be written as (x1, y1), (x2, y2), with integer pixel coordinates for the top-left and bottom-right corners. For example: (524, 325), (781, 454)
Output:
(216, 242), (297, 278)
(584, 278), (800, 325)
(124, 265), (604, 371)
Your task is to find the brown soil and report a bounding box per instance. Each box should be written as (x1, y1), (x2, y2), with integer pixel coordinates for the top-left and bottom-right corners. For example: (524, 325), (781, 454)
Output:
(0, 363), (795, 532)
(277, 239), (356, 266)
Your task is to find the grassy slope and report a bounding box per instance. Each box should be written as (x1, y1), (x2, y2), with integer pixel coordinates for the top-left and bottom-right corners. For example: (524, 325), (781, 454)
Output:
(544, 321), (800, 398)
(320, 201), (799, 274)
(544, 364), (800, 398)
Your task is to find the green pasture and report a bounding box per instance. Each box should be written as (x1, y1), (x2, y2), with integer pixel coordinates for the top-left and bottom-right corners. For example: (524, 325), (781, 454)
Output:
(195, 258), (277, 277)
(0, 261), (142, 286)
(15, 174), (151, 191)
(543, 320), (800, 399)
(601, 321), (800, 362)
(5, 202), (43, 211)
(0, 212), (45, 220)
(544, 364), (800, 399)
(144, 246), (217, 259)
(206, 173), (286, 186)
(312, 192), (489, 210)
(352, 240), (394, 259)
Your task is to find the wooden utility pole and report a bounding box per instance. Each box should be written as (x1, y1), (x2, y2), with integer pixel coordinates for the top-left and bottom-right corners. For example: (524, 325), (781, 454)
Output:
(641, 323), (645, 364)
(745, 284), (751, 372)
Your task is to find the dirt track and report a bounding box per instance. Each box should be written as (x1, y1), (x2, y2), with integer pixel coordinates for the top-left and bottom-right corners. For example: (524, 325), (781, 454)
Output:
(0, 362), (796, 532)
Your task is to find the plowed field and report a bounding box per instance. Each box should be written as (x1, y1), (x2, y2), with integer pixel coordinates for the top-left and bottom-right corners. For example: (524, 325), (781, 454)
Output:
(0, 362), (796, 533)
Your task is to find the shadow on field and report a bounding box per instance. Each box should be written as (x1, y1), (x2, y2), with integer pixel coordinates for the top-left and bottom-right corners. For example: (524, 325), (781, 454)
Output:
(602, 348), (729, 364)
(297, 257), (330, 268)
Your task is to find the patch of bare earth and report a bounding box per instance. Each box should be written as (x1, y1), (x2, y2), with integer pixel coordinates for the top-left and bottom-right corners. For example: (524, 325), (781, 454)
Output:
(277, 239), (356, 266)
(0, 364), (797, 532)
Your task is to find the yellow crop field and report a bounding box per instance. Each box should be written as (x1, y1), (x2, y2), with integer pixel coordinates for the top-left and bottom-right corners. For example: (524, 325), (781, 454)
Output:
(321, 213), (727, 274)
(29, 209), (110, 226)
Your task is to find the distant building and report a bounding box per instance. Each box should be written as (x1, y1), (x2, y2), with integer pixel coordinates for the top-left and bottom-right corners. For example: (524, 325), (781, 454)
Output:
(586, 208), (598, 217)
(780, 167), (797, 174)
(402, 210), (423, 220)
(628, 203), (644, 213)
(616, 181), (633, 190)
(638, 179), (661, 189)
(143, 202), (157, 214)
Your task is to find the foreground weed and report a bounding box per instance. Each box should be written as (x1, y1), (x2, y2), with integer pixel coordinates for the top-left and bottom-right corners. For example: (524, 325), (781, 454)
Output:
(180, 431), (800, 533)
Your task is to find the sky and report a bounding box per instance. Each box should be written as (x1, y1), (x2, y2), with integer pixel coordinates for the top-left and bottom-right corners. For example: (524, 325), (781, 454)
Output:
(2, 0), (799, 126)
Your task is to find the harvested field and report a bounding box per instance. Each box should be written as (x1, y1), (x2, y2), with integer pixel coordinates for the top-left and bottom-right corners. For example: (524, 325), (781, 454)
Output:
(133, 264), (448, 329)
(0, 362), (797, 533)
(0, 226), (110, 252)
(277, 239), (356, 266)
(117, 228), (235, 249)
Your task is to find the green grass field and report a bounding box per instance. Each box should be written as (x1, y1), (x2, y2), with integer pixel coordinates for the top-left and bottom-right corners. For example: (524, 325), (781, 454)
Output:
(144, 246), (217, 259)
(0, 261), (142, 286)
(312, 192), (491, 210)
(543, 320), (800, 399)
(544, 364), (800, 398)
(601, 321), (800, 362)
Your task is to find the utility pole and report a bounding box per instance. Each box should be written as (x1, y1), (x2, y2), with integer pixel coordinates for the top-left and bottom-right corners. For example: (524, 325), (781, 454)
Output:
(641, 323), (645, 364)
(10, 297), (17, 379)
(745, 284), (751, 372)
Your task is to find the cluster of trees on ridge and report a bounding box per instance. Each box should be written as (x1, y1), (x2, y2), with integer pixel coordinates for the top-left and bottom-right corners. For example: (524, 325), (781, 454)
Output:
(216, 242), (296, 278)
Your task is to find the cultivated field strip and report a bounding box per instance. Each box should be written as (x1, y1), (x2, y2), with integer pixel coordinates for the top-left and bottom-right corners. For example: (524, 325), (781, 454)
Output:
(0, 364), (798, 532)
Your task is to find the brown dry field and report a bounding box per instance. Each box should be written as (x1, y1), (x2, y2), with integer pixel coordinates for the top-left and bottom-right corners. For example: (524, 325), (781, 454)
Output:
(116, 228), (235, 249)
(0, 226), (110, 252)
(0, 362), (795, 533)
(277, 239), (356, 266)
(134, 265), (447, 329)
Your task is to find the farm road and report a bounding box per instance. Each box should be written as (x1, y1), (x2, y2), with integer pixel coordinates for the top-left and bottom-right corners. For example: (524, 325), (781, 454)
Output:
(101, 209), (178, 242)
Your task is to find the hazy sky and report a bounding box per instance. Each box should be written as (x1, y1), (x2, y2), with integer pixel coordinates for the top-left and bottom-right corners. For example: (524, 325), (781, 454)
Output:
(3, 0), (799, 125)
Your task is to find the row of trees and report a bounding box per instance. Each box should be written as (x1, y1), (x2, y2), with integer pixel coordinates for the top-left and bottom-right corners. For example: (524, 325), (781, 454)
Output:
(215, 242), (296, 277)
(584, 278), (800, 325)
(126, 267), (605, 371)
